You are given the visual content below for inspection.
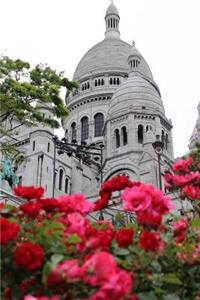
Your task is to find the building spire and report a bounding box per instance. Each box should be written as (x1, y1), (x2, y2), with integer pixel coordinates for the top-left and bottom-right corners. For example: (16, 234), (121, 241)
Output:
(105, 1), (120, 39)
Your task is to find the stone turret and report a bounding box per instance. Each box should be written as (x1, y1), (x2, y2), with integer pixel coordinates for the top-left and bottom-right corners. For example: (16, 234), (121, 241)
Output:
(189, 102), (200, 150)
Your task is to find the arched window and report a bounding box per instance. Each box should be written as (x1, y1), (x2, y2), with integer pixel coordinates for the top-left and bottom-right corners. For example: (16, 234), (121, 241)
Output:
(65, 178), (68, 193)
(101, 78), (104, 85)
(165, 133), (169, 150)
(18, 176), (22, 186)
(47, 142), (50, 152)
(94, 113), (104, 137)
(65, 129), (68, 139)
(115, 129), (120, 148)
(59, 169), (63, 191)
(117, 78), (120, 85)
(138, 125), (144, 144)
(110, 78), (113, 85)
(161, 130), (165, 143)
(81, 116), (89, 141)
(122, 126), (128, 145)
(71, 122), (77, 142)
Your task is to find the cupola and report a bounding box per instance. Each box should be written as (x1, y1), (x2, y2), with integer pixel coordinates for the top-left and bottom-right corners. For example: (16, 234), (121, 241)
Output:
(128, 41), (141, 75)
(105, 1), (120, 39)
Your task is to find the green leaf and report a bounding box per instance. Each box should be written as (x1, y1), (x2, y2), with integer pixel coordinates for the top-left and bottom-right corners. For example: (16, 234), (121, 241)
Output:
(191, 218), (200, 227)
(162, 273), (182, 285)
(42, 262), (52, 285)
(138, 292), (158, 300)
(67, 234), (81, 244)
(162, 294), (181, 300)
(113, 247), (130, 256)
(51, 254), (64, 264)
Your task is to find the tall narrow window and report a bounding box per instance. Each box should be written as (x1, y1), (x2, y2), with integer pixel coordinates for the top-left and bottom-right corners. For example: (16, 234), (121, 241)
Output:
(59, 169), (63, 191)
(71, 122), (77, 142)
(138, 125), (144, 144)
(47, 142), (50, 152)
(165, 134), (169, 150)
(81, 116), (89, 141)
(65, 178), (68, 193)
(18, 176), (22, 185)
(33, 141), (35, 151)
(94, 113), (104, 137)
(161, 130), (165, 143)
(122, 126), (128, 145)
(115, 129), (120, 148)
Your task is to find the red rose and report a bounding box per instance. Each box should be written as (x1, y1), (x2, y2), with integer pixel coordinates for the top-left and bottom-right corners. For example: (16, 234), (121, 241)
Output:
(14, 242), (44, 271)
(20, 202), (41, 218)
(13, 186), (44, 200)
(38, 198), (59, 212)
(115, 228), (134, 247)
(139, 231), (164, 252)
(137, 211), (162, 227)
(0, 218), (20, 245)
(172, 156), (193, 173)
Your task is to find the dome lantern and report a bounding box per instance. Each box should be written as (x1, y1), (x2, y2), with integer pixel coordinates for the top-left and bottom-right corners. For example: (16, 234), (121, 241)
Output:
(128, 41), (141, 75)
(105, 1), (120, 39)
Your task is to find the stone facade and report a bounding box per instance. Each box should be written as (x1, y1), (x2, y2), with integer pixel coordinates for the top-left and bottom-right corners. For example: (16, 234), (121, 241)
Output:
(189, 102), (200, 150)
(1, 2), (175, 198)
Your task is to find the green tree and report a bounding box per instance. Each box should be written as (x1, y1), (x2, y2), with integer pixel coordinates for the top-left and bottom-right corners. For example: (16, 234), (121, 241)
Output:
(0, 56), (78, 164)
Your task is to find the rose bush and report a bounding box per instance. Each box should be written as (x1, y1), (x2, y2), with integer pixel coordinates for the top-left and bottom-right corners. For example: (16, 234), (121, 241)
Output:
(1, 151), (200, 300)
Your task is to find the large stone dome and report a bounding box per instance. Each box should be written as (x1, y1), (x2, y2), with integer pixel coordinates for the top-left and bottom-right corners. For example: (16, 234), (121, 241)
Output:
(73, 39), (131, 81)
(73, 39), (153, 82)
(108, 75), (165, 116)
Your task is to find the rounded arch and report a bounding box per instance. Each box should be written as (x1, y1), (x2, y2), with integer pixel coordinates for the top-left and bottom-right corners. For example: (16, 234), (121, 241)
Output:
(94, 112), (104, 137)
(58, 167), (65, 191)
(104, 165), (139, 182)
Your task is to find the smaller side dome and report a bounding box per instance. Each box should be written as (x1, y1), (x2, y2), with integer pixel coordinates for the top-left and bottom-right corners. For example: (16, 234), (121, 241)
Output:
(108, 76), (165, 117)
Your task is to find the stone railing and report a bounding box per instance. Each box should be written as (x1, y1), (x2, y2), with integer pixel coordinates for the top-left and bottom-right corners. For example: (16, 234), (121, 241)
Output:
(0, 188), (26, 206)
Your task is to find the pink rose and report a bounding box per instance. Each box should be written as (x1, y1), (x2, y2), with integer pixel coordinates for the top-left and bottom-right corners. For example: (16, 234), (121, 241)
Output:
(101, 269), (132, 298)
(83, 252), (117, 286)
(121, 186), (151, 212)
(66, 212), (88, 238)
(173, 218), (188, 234)
(48, 259), (84, 285)
(57, 194), (94, 215)
(183, 184), (200, 200)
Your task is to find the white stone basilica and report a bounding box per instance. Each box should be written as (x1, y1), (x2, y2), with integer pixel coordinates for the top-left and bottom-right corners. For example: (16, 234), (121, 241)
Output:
(1, 2), (176, 200)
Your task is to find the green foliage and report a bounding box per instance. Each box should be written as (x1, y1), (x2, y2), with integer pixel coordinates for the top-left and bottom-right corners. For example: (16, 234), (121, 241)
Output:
(0, 55), (78, 164)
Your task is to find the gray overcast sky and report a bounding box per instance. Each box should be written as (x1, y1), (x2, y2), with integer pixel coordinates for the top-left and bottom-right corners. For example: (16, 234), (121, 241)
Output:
(1, 0), (200, 158)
